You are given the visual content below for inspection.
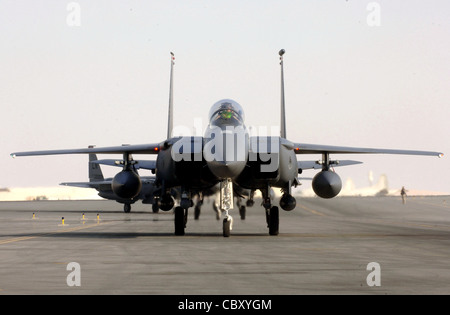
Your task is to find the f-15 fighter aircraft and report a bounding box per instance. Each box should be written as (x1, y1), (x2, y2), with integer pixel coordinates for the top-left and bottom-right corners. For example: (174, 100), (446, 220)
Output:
(60, 149), (158, 213)
(11, 50), (443, 237)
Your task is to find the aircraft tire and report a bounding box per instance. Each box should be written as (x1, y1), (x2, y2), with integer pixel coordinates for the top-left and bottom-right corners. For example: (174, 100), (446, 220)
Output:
(268, 206), (279, 236)
(239, 205), (246, 220)
(223, 218), (231, 237)
(174, 206), (185, 236)
(194, 206), (201, 220)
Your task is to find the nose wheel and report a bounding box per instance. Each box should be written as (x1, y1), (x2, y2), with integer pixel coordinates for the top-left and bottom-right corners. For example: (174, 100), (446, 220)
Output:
(223, 213), (233, 237)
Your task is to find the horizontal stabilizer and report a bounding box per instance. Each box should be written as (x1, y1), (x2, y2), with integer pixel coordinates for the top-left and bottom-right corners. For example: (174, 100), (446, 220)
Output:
(60, 180), (113, 188)
(60, 176), (156, 189)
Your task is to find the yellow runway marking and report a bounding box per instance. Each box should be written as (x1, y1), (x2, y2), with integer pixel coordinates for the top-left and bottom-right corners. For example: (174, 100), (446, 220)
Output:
(297, 204), (326, 216)
(0, 221), (117, 246)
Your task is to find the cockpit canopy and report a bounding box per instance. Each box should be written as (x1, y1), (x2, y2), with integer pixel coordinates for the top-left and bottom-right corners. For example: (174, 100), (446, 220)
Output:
(208, 99), (245, 127)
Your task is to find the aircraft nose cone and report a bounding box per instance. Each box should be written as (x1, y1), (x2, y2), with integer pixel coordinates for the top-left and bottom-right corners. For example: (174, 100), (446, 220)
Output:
(203, 125), (249, 179)
(207, 159), (246, 179)
(204, 130), (248, 179)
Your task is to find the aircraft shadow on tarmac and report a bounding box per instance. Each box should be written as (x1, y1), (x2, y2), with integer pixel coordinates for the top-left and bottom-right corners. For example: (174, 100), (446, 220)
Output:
(45, 232), (270, 238)
(4, 229), (447, 239)
(1, 231), (270, 239)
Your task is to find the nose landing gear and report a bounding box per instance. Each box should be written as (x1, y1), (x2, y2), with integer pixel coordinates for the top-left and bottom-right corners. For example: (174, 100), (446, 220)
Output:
(220, 179), (234, 237)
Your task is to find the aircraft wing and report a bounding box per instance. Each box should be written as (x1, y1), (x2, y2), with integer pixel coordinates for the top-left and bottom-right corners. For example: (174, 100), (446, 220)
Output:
(10, 143), (162, 158)
(293, 143), (443, 157)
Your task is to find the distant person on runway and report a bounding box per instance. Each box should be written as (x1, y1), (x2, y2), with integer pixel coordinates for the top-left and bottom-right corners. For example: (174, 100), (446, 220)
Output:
(401, 186), (408, 204)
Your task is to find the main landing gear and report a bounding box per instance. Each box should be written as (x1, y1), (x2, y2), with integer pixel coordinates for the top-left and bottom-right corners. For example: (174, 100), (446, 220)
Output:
(236, 198), (246, 220)
(266, 206), (279, 236)
(171, 182), (281, 237)
(174, 190), (193, 236)
(261, 187), (279, 236)
(174, 206), (188, 236)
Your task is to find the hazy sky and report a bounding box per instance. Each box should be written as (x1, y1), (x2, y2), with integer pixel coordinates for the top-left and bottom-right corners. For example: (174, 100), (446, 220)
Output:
(1, 0), (449, 193)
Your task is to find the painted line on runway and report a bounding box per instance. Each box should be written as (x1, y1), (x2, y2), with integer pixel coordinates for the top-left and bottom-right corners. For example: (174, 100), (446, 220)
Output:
(374, 219), (450, 231)
(408, 199), (450, 210)
(0, 221), (117, 246)
(297, 204), (326, 216)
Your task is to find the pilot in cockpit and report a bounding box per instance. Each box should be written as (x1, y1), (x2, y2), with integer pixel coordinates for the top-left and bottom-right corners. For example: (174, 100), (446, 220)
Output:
(209, 99), (245, 127)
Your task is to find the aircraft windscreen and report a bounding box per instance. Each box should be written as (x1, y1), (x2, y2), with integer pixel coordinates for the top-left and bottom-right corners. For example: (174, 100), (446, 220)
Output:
(209, 99), (245, 127)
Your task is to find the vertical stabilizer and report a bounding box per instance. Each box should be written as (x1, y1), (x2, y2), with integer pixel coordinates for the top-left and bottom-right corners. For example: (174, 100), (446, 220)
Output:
(88, 145), (104, 182)
(167, 52), (175, 139)
(279, 49), (287, 139)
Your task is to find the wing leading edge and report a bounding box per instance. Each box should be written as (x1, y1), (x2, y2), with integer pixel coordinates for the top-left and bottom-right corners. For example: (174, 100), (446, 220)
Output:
(10, 143), (162, 158)
(11, 141), (443, 158)
(293, 143), (443, 157)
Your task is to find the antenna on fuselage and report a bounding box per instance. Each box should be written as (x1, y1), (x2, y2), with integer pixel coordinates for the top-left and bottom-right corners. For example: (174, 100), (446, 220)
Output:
(279, 49), (287, 139)
(167, 52), (175, 139)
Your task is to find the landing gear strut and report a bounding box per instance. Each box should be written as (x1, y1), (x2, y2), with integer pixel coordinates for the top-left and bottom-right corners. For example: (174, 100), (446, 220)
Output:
(220, 179), (234, 237)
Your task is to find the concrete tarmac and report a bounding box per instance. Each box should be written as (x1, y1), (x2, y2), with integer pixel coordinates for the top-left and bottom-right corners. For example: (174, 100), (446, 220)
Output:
(0, 196), (449, 295)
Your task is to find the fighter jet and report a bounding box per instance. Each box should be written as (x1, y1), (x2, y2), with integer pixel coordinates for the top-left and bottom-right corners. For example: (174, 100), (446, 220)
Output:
(67, 149), (225, 217)
(11, 50), (443, 237)
(60, 148), (159, 213)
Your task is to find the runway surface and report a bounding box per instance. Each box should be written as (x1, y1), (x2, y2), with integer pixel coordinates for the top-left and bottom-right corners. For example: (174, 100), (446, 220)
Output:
(0, 196), (449, 295)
